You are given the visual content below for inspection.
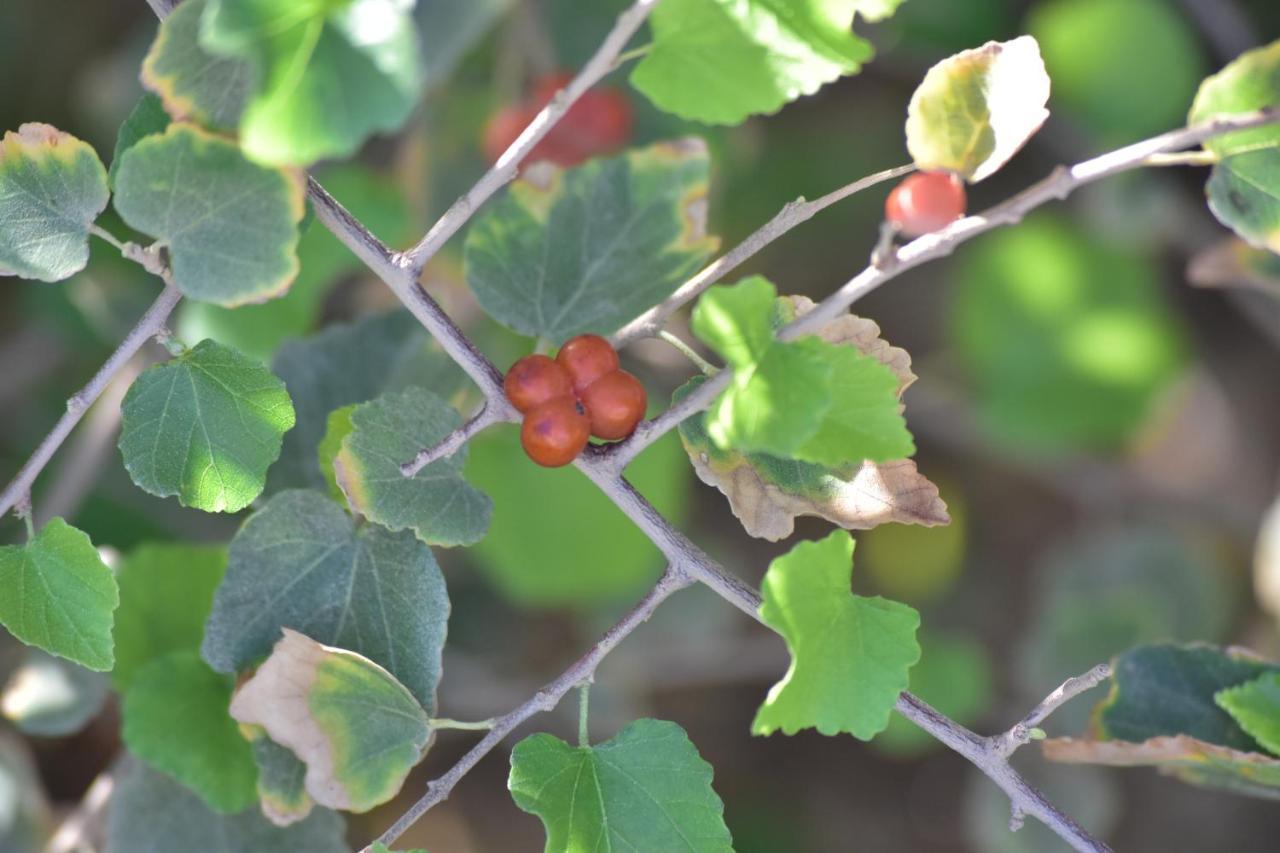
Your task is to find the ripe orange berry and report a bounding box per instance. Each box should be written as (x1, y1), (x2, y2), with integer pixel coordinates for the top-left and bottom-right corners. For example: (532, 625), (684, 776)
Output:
(521, 397), (590, 467)
(504, 354), (573, 414)
(556, 334), (620, 392)
(579, 370), (647, 440)
(885, 171), (967, 237)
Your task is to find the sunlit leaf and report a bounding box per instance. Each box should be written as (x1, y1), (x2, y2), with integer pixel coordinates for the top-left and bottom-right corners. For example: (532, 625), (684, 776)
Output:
(509, 718), (733, 852)
(202, 489), (448, 710)
(1206, 149), (1280, 253)
(230, 629), (430, 812)
(118, 339), (296, 513)
(1217, 673), (1280, 757)
(753, 530), (920, 738)
(140, 0), (251, 131)
(200, 0), (423, 166)
(0, 123), (109, 282)
(1189, 39), (1280, 158)
(123, 651), (258, 813)
(334, 388), (491, 547)
(905, 36), (1050, 182)
(465, 139), (716, 343)
(113, 124), (306, 306)
(0, 519), (117, 671)
(317, 405), (355, 504)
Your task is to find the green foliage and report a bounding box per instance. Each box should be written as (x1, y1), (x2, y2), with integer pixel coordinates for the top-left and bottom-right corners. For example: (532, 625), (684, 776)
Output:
(318, 405), (355, 503)
(752, 530), (920, 739)
(1028, 0), (1204, 140)
(118, 339), (296, 513)
(950, 213), (1186, 452)
(0, 123), (108, 282)
(0, 519), (117, 671)
(372, 843), (428, 853)
(1206, 150), (1280, 253)
(692, 277), (913, 467)
(200, 0), (423, 166)
(875, 633), (992, 756)
(0, 648), (109, 737)
(106, 761), (347, 853)
(1190, 40), (1280, 157)
(1217, 673), (1280, 757)
(465, 139), (716, 343)
(905, 36), (1050, 181)
(140, 0), (250, 131)
(509, 719), (733, 852)
(230, 630), (430, 812)
(202, 489), (448, 710)
(110, 94), (170, 186)
(113, 123), (306, 306)
(334, 388), (491, 547)
(112, 543), (227, 692)
(631, 0), (878, 125)
(465, 425), (689, 605)
(122, 651), (258, 813)
(244, 726), (313, 826)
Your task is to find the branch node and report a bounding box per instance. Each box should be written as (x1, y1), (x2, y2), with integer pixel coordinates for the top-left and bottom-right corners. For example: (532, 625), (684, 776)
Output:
(1010, 804), (1026, 833)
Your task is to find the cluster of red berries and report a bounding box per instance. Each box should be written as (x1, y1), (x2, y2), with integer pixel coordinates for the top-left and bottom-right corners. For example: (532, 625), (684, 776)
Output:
(506, 335), (647, 467)
(884, 170), (967, 236)
(482, 72), (633, 168)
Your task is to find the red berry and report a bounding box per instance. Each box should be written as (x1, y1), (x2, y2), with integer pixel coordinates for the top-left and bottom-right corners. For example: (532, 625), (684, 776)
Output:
(579, 370), (647, 440)
(556, 334), (620, 392)
(885, 171), (966, 237)
(504, 354), (573, 414)
(482, 73), (633, 168)
(521, 397), (590, 467)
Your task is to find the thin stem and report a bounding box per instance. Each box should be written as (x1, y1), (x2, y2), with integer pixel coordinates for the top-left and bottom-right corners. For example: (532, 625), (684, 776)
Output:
(1142, 150), (1218, 167)
(612, 44), (652, 69)
(428, 717), (498, 732)
(401, 402), (512, 477)
(657, 330), (718, 375)
(14, 493), (34, 540)
(578, 682), (591, 747)
(995, 663), (1112, 758)
(88, 224), (126, 251)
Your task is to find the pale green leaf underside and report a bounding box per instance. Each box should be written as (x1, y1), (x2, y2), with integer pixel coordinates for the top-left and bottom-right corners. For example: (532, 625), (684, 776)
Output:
(118, 338), (296, 513)
(509, 719), (734, 852)
(202, 489), (448, 711)
(465, 139), (717, 344)
(1189, 40), (1280, 158)
(753, 530), (920, 738)
(230, 630), (430, 812)
(113, 123), (305, 306)
(631, 0), (875, 125)
(141, 0), (252, 130)
(0, 519), (118, 671)
(0, 123), (109, 282)
(1216, 673), (1280, 757)
(335, 387), (491, 547)
(1206, 149), (1280, 253)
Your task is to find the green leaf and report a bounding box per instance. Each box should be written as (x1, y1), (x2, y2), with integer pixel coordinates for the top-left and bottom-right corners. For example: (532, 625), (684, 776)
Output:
(1190, 40), (1280, 158)
(106, 760), (347, 853)
(417, 0), (510, 89)
(465, 426), (690, 605)
(509, 718), (733, 852)
(0, 519), (118, 671)
(372, 842), (428, 853)
(874, 633), (991, 756)
(1216, 673), (1280, 757)
(465, 139), (717, 343)
(177, 165), (416, 362)
(752, 530), (920, 738)
(317, 405), (355, 504)
(123, 651), (258, 813)
(200, 0), (423, 166)
(630, 0), (875, 125)
(950, 213), (1187, 452)
(112, 543), (227, 692)
(109, 94), (171, 186)
(113, 123), (306, 306)
(690, 274), (778, 370)
(202, 489), (448, 710)
(245, 726), (314, 826)
(905, 36), (1051, 182)
(334, 388), (491, 547)
(140, 0), (251, 131)
(230, 629), (430, 812)
(269, 311), (470, 493)
(1206, 149), (1280, 253)
(118, 338), (296, 513)
(0, 123), (109, 282)
(1095, 644), (1279, 752)
(1, 648), (109, 737)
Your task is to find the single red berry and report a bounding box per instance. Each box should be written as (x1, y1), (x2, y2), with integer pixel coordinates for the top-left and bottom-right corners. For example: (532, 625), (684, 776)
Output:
(556, 334), (620, 392)
(579, 369), (647, 440)
(504, 354), (573, 414)
(885, 171), (967, 237)
(528, 73), (633, 168)
(521, 397), (590, 467)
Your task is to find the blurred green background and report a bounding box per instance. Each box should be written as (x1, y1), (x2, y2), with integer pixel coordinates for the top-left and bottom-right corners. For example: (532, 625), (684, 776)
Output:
(3, 0), (1280, 850)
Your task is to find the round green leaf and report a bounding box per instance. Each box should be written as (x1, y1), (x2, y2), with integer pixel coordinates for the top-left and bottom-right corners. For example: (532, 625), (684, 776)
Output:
(1189, 40), (1280, 158)
(113, 123), (306, 307)
(0, 123), (108, 282)
(200, 0), (423, 166)
(123, 651), (258, 813)
(118, 339), (296, 513)
(1206, 149), (1280, 253)
(140, 0), (251, 131)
